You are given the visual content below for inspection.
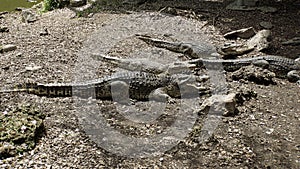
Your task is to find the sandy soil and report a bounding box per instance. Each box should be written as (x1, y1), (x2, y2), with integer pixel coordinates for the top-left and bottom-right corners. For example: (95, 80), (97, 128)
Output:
(0, 0), (299, 168)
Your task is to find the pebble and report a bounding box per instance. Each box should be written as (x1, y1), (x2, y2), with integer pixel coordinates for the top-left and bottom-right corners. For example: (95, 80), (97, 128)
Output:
(0, 27), (9, 32)
(40, 28), (49, 36)
(224, 27), (256, 39)
(266, 128), (274, 135)
(259, 21), (273, 29)
(16, 52), (22, 57)
(0, 44), (17, 53)
(25, 65), (42, 71)
(0, 11), (8, 15)
(21, 9), (37, 23)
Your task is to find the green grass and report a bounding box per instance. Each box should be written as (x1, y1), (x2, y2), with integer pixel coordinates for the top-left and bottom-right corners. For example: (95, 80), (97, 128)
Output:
(42, 0), (65, 12)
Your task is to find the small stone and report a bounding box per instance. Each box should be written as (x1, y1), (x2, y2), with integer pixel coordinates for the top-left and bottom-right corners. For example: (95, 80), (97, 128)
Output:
(259, 21), (273, 29)
(0, 27), (9, 32)
(199, 93), (238, 116)
(224, 27), (256, 39)
(231, 65), (275, 84)
(0, 11), (8, 15)
(2, 66), (9, 70)
(266, 128), (274, 134)
(15, 7), (25, 11)
(25, 65), (42, 71)
(16, 52), (22, 57)
(0, 44), (17, 53)
(21, 9), (37, 23)
(40, 28), (49, 36)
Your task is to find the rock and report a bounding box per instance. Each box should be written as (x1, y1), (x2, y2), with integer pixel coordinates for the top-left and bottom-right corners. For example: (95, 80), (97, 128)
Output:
(70, 0), (87, 7)
(230, 65), (276, 85)
(0, 11), (8, 15)
(247, 30), (270, 51)
(235, 89), (257, 104)
(15, 7), (25, 11)
(40, 28), (49, 36)
(25, 65), (43, 71)
(199, 93), (238, 116)
(0, 11), (8, 19)
(282, 37), (300, 46)
(21, 9), (37, 23)
(0, 105), (45, 159)
(0, 44), (17, 53)
(0, 27), (9, 32)
(259, 21), (273, 29)
(16, 52), (23, 57)
(224, 27), (256, 39)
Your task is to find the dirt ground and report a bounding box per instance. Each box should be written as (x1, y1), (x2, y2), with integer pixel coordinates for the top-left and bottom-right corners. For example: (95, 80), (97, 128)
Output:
(0, 0), (299, 168)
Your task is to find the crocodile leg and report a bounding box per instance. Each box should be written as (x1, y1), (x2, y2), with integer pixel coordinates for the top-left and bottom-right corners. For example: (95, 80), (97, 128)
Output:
(149, 87), (170, 102)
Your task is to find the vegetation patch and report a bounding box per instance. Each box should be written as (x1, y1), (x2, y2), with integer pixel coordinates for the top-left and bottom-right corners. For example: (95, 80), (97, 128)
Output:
(42, 0), (68, 12)
(0, 105), (45, 159)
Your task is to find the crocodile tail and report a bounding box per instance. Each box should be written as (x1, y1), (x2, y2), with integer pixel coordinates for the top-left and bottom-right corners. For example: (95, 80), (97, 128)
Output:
(0, 83), (39, 94)
(1, 83), (73, 97)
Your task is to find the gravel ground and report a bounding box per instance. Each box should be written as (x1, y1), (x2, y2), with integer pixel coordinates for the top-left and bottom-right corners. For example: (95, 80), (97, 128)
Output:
(0, 1), (300, 168)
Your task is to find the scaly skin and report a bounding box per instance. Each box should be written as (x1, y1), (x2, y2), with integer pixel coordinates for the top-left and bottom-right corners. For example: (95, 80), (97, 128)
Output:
(0, 72), (210, 102)
(136, 35), (300, 82)
(136, 34), (220, 59)
(91, 53), (197, 74)
(188, 55), (300, 81)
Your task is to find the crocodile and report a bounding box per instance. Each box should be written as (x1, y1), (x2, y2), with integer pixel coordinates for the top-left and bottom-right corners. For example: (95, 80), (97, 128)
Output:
(91, 53), (197, 74)
(0, 72), (210, 103)
(92, 52), (300, 82)
(136, 35), (300, 82)
(188, 55), (300, 82)
(136, 34), (220, 59)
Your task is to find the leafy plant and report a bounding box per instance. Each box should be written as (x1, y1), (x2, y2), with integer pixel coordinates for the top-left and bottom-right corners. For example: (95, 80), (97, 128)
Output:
(42, 0), (65, 12)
